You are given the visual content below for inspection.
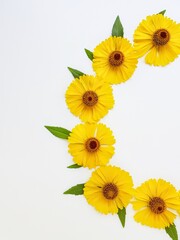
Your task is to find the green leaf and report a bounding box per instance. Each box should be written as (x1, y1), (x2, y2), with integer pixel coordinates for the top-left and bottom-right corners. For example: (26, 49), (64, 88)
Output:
(45, 126), (71, 139)
(117, 207), (126, 227)
(67, 164), (82, 169)
(112, 16), (124, 37)
(165, 223), (178, 240)
(85, 49), (93, 61)
(68, 67), (85, 79)
(64, 184), (85, 195)
(158, 10), (166, 15)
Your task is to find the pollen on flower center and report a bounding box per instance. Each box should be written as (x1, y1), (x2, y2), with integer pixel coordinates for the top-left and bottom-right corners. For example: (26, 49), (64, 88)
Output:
(149, 197), (166, 214)
(109, 51), (124, 66)
(83, 91), (98, 107)
(103, 183), (118, 199)
(153, 29), (170, 46)
(85, 138), (100, 152)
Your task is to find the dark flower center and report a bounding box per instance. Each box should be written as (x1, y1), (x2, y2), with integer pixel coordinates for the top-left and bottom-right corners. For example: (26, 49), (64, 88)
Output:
(153, 29), (170, 46)
(85, 138), (100, 152)
(109, 51), (124, 66)
(83, 91), (98, 107)
(103, 183), (118, 200)
(149, 197), (166, 214)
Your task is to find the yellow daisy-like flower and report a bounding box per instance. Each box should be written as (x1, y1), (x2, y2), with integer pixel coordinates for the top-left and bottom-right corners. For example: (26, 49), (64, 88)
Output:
(132, 179), (180, 229)
(65, 75), (114, 123)
(84, 166), (134, 214)
(92, 36), (138, 84)
(133, 14), (180, 66)
(68, 123), (115, 169)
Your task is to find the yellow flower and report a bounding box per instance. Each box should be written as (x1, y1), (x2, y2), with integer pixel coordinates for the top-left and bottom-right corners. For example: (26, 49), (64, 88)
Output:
(133, 14), (180, 66)
(68, 123), (115, 169)
(65, 75), (114, 123)
(84, 166), (133, 214)
(92, 36), (138, 84)
(132, 179), (180, 229)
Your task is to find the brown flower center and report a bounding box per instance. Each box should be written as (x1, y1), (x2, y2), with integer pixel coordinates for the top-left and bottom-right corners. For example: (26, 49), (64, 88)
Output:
(153, 29), (170, 46)
(85, 138), (100, 152)
(109, 51), (124, 66)
(149, 197), (166, 214)
(103, 183), (118, 200)
(82, 91), (98, 107)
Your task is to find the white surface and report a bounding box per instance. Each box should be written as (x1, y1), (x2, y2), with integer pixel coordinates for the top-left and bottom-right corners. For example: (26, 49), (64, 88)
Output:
(1, 0), (180, 239)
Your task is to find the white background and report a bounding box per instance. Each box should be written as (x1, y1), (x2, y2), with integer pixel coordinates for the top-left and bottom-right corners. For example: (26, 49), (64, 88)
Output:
(1, 0), (180, 239)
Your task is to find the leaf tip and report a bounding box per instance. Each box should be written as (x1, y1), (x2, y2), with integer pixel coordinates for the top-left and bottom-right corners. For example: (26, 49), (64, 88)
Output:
(84, 48), (88, 55)
(67, 164), (82, 169)
(112, 15), (124, 37)
(44, 125), (50, 131)
(159, 9), (166, 15)
(84, 48), (93, 61)
(117, 207), (126, 228)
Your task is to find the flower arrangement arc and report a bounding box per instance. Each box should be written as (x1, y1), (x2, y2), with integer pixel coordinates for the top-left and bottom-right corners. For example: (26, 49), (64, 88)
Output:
(46, 11), (180, 240)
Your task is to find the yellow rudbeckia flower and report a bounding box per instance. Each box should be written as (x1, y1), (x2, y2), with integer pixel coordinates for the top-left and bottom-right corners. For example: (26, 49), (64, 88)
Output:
(134, 14), (180, 66)
(68, 123), (115, 169)
(92, 36), (138, 84)
(84, 166), (134, 214)
(132, 179), (180, 229)
(65, 75), (114, 123)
